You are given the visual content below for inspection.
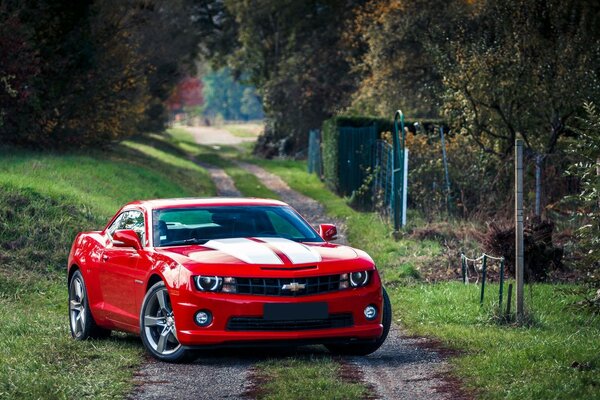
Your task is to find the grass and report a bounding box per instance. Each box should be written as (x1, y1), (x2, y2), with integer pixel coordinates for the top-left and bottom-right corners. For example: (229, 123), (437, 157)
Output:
(0, 139), (215, 399)
(251, 157), (600, 400)
(220, 122), (263, 138)
(253, 356), (366, 400)
(397, 282), (600, 399)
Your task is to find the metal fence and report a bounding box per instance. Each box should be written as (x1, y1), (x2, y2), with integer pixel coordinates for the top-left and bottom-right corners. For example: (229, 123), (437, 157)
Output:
(372, 140), (394, 215)
(337, 125), (378, 196)
(307, 124), (401, 223)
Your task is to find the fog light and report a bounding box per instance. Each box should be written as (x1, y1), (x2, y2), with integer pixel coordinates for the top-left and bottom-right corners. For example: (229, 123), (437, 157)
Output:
(194, 310), (212, 327)
(364, 305), (377, 320)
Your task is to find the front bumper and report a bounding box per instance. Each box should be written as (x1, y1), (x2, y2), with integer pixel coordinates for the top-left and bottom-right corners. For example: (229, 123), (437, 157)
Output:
(170, 281), (384, 347)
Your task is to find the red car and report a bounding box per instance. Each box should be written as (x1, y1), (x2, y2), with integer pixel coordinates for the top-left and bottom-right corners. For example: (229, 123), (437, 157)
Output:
(68, 198), (391, 362)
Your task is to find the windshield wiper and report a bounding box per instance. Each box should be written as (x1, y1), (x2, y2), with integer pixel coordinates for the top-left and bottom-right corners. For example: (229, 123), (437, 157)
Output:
(162, 238), (208, 246)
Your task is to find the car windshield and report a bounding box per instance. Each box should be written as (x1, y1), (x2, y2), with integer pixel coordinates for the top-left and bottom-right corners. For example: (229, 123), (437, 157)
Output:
(152, 205), (324, 247)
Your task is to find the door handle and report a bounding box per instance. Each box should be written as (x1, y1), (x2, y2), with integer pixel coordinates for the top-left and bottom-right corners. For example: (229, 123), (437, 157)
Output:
(102, 255), (109, 262)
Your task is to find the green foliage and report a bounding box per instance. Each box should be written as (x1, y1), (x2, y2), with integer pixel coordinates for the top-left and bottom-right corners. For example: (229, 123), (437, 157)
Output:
(433, 0), (600, 158)
(216, 0), (360, 154)
(347, 0), (458, 118)
(567, 103), (600, 298)
(0, 1), (198, 147)
(321, 118), (340, 193)
(202, 67), (263, 121)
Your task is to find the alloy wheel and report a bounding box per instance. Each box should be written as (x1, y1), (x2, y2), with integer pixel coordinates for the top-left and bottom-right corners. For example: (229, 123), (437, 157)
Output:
(143, 288), (181, 355)
(69, 276), (86, 338)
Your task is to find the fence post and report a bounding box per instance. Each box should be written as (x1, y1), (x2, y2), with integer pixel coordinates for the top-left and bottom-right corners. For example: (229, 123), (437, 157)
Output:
(461, 255), (467, 284)
(515, 139), (525, 321)
(392, 110), (406, 233)
(506, 283), (513, 319)
(535, 153), (542, 217)
(440, 126), (452, 214)
(480, 255), (487, 305)
(499, 258), (505, 311)
(402, 148), (408, 226)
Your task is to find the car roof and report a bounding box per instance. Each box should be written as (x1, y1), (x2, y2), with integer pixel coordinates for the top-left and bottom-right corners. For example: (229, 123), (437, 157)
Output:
(127, 198), (288, 210)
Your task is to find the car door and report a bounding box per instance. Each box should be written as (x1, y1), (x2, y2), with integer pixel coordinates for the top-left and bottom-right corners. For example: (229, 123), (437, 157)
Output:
(100, 210), (147, 329)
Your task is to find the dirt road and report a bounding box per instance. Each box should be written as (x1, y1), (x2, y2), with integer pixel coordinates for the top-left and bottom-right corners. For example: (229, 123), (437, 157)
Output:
(130, 126), (456, 400)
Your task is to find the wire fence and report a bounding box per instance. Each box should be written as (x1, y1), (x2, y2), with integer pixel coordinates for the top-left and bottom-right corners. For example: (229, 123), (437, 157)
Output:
(461, 253), (506, 310)
(372, 140), (394, 216)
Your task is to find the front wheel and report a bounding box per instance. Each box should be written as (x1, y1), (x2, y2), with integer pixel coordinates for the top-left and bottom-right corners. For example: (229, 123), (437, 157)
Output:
(140, 281), (191, 362)
(326, 287), (392, 356)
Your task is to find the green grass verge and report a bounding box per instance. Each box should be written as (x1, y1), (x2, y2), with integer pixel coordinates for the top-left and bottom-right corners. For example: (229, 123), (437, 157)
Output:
(0, 139), (215, 399)
(254, 356), (366, 400)
(252, 158), (600, 400)
(220, 122), (263, 138)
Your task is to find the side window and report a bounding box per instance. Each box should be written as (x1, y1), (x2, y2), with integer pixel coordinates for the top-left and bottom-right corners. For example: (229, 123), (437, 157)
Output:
(107, 213), (126, 235)
(108, 210), (146, 244)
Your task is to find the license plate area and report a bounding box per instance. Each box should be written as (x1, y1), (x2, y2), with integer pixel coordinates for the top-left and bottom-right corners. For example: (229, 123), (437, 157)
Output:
(264, 302), (328, 321)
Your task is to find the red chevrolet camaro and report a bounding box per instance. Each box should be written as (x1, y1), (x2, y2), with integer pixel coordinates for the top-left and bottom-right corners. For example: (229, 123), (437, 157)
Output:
(68, 198), (391, 362)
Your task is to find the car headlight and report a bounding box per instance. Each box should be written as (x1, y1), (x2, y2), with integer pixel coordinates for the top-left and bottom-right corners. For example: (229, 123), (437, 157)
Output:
(339, 271), (370, 289)
(194, 276), (223, 292)
(349, 271), (369, 287)
(193, 276), (237, 293)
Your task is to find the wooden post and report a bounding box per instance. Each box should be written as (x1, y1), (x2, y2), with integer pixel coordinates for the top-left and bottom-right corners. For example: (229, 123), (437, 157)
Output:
(515, 140), (525, 321)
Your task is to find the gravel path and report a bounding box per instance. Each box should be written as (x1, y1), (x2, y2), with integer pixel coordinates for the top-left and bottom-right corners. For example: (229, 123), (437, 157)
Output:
(185, 125), (256, 146)
(193, 158), (241, 197)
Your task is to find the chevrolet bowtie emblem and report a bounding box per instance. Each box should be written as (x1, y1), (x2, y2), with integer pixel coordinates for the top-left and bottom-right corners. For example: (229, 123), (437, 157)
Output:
(282, 282), (306, 292)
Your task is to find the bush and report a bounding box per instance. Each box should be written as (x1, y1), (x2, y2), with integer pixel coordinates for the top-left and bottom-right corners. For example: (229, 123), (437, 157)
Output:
(483, 220), (564, 282)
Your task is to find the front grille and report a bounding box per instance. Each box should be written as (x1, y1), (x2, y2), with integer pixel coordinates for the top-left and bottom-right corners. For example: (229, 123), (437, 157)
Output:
(235, 274), (341, 296)
(227, 313), (354, 331)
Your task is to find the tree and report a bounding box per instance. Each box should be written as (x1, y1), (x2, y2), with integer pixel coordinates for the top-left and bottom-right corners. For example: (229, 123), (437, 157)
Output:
(217, 0), (362, 154)
(346, 0), (464, 118)
(200, 67), (262, 121)
(567, 102), (600, 306)
(0, 0), (198, 147)
(432, 0), (600, 158)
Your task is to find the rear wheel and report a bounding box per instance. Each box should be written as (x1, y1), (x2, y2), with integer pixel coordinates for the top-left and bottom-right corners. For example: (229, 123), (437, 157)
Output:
(326, 287), (392, 356)
(69, 270), (111, 339)
(140, 281), (191, 362)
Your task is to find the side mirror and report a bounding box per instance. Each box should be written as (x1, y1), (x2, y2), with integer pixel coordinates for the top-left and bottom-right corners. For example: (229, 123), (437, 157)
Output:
(319, 224), (338, 241)
(113, 229), (142, 250)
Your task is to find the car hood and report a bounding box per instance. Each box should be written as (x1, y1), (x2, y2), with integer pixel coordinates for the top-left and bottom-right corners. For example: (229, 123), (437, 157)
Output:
(157, 237), (359, 266)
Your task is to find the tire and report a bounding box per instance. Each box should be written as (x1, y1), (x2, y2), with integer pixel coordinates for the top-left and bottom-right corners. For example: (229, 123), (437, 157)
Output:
(326, 287), (392, 356)
(69, 270), (111, 339)
(140, 281), (191, 362)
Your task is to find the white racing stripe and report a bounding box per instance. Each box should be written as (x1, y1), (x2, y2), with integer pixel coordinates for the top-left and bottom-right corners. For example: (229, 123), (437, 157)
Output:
(257, 237), (322, 264)
(203, 238), (283, 264)
(202, 237), (322, 265)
